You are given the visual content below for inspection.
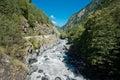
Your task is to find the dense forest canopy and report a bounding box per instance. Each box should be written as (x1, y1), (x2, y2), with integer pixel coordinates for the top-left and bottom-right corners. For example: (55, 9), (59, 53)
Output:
(61, 0), (120, 80)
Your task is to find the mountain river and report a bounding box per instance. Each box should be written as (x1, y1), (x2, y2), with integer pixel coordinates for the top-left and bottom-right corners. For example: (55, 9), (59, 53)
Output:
(28, 39), (86, 80)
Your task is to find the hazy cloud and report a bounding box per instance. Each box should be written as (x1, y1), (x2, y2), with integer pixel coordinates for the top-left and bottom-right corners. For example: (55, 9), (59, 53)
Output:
(50, 15), (55, 19)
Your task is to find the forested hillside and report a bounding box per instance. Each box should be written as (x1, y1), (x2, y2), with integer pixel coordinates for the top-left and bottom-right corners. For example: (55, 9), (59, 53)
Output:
(0, 0), (57, 79)
(62, 0), (120, 80)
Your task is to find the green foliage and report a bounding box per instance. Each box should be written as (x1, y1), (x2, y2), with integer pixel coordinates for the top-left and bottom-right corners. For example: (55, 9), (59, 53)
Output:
(0, 0), (19, 16)
(16, 0), (28, 18)
(60, 24), (85, 41)
(0, 14), (21, 46)
(0, 0), (52, 28)
(11, 59), (28, 71)
(29, 38), (41, 49)
(0, 0), (53, 56)
(0, 0), (28, 68)
(28, 3), (52, 28)
(67, 0), (120, 79)
(68, 24), (85, 43)
(60, 31), (68, 39)
(0, 13), (26, 59)
(81, 1), (120, 68)
(0, 0), (53, 79)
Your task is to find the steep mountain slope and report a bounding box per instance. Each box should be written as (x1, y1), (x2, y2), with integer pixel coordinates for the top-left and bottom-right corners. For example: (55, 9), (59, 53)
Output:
(62, 0), (120, 80)
(62, 0), (113, 30)
(0, 0), (58, 80)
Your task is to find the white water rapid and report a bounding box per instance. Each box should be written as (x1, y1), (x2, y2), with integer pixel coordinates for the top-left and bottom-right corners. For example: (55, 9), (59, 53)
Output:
(28, 39), (86, 80)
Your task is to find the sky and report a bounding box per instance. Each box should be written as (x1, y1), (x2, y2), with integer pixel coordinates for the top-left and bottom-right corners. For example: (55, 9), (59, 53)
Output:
(32, 0), (92, 27)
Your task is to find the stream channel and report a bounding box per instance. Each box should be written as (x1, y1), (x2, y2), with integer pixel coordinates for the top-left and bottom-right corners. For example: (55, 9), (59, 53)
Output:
(27, 39), (86, 80)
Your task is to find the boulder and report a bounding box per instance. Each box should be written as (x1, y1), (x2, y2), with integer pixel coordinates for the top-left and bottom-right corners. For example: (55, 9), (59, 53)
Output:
(65, 76), (76, 80)
(36, 75), (41, 78)
(28, 65), (38, 75)
(55, 77), (61, 80)
(38, 69), (43, 73)
(31, 65), (38, 72)
(44, 55), (48, 58)
(41, 75), (49, 80)
(28, 58), (37, 64)
(45, 58), (49, 61)
(64, 45), (71, 50)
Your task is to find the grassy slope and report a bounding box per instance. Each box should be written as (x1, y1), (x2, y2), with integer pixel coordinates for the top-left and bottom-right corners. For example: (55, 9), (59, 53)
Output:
(0, 0), (54, 79)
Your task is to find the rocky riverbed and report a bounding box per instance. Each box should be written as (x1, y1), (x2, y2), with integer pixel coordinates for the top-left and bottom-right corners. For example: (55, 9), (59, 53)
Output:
(27, 39), (86, 80)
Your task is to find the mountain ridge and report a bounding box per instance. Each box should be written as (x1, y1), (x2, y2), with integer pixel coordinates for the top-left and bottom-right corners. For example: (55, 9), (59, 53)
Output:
(62, 0), (113, 30)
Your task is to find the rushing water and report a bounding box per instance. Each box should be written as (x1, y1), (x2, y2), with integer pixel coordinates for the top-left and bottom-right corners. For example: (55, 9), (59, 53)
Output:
(28, 39), (86, 80)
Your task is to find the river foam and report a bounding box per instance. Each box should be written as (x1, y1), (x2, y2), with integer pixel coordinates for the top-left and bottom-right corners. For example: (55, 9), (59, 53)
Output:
(28, 39), (86, 80)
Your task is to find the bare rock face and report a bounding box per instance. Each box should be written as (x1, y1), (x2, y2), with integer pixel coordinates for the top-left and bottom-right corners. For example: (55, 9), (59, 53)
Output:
(0, 53), (27, 80)
(34, 22), (55, 35)
(21, 17), (29, 34)
(23, 20), (59, 36)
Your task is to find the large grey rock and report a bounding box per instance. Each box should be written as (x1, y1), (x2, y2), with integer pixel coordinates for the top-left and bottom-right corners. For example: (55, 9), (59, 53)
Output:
(55, 77), (61, 80)
(45, 58), (49, 61)
(64, 45), (71, 50)
(28, 58), (37, 64)
(32, 65), (38, 72)
(36, 75), (41, 78)
(41, 75), (50, 80)
(65, 76), (76, 80)
(38, 69), (43, 73)
(28, 65), (38, 75)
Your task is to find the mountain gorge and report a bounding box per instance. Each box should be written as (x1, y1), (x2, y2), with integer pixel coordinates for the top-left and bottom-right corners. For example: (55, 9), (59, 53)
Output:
(0, 0), (120, 80)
